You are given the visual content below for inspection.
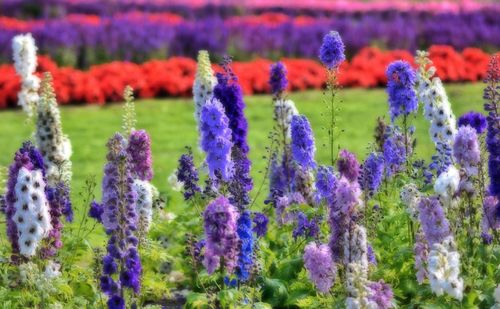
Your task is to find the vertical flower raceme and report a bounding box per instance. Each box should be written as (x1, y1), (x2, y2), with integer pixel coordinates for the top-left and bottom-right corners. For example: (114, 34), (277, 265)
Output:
(5, 142), (51, 261)
(414, 231), (429, 284)
(383, 127), (408, 177)
(127, 129), (153, 182)
(303, 242), (336, 293)
(203, 196), (239, 275)
(12, 33), (40, 116)
(367, 280), (394, 309)
(481, 196), (500, 243)
(269, 62), (288, 99)
(236, 211), (254, 281)
(199, 97), (234, 182)
(418, 197), (451, 246)
(43, 183), (72, 258)
(433, 165), (460, 207)
(175, 148), (201, 201)
(458, 111), (487, 134)
(416, 51), (457, 175)
(359, 152), (385, 198)
(95, 133), (141, 307)
(193, 50), (217, 128)
(319, 31), (345, 69)
(133, 180), (154, 238)
(337, 149), (360, 183)
(293, 212), (320, 239)
(427, 237), (464, 301)
(453, 125), (480, 194)
(274, 98), (299, 141)
(228, 146), (253, 210)
(315, 165), (337, 205)
(386, 60), (418, 122)
(122, 85), (136, 136)
(400, 183), (421, 219)
(343, 224), (369, 272)
(483, 54), (500, 216)
(36, 73), (72, 186)
(291, 115), (316, 171)
(329, 177), (362, 261)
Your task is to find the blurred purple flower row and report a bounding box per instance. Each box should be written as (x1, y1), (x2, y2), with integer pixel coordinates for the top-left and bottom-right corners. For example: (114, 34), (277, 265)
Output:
(0, 10), (498, 67)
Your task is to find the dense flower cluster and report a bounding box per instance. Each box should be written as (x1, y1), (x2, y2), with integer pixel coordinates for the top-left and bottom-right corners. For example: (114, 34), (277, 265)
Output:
(0, 46), (492, 108)
(252, 212), (269, 238)
(385, 60), (418, 121)
(36, 73), (72, 185)
(175, 148), (201, 201)
(337, 149), (360, 183)
(269, 62), (288, 98)
(359, 152), (384, 198)
(453, 125), (480, 194)
(416, 51), (457, 175)
(319, 31), (345, 69)
(303, 242), (336, 293)
(193, 50), (217, 129)
(315, 165), (336, 204)
(458, 111), (487, 134)
(95, 133), (142, 308)
(199, 97), (234, 181)
(127, 129), (153, 182)
(203, 196), (239, 274)
(236, 211), (254, 281)
(290, 115), (316, 170)
(12, 33), (39, 115)
(383, 127), (407, 177)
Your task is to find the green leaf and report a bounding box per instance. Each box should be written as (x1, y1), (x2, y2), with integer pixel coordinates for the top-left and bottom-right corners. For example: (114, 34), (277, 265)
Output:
(261, 278), (288, 307)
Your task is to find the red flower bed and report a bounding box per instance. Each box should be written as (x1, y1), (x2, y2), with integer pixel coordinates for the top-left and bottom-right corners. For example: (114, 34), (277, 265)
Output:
(0, 45), (494, 109)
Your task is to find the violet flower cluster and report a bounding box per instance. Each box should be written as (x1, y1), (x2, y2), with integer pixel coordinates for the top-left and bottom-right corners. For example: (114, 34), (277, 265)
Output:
(458, 111), (487, 134)
(252, 212), (269, 238)
(199, 97), (234, 181)
(127, 129), (153, 182)
(337, 149), (360, 183)
(453, 125), (480, 194)
(203, 196), (239, 274)
(293, 212), (320, 240)
(418, 197), (451, 246)
(319, 31), (345, 69)
(94, 133), (141, 308)
(383, 127), (407, 177)
(269, 61), (288, 98)
(290, 115), (316, 170)
(386, 60), (418, 122)
(236, 210), (254, 281)
(315, 165), (337, 205)
(303, 242), (336, 293)
(175, 148), (201, 201)
(359, 152), (385, 198)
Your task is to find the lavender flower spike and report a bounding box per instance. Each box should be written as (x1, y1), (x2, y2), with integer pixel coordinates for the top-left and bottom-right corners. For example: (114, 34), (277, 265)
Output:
(303, 242), (336, 293)
(386, 60), (418, 122)
(319, 31), (345, 69)
(203, 196), (239, 274)
(199, 97), (234, 181)
(269, 61), (288, 98)
(127, 129), (153, 182)
(337, 149), (360, 183)
(291, 115), (316, 170)
(12, 33), (39, 115)
(193, 50), (217, 127)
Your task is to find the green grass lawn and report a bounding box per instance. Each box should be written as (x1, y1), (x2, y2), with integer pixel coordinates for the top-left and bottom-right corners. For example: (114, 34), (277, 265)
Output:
(0, 83), (485, 215)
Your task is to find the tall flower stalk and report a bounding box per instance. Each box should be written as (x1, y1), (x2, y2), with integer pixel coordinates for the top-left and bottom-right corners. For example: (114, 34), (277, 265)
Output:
(193, 50), (217, 132)
(319, 31), (345, 165)
(12, 33), (40, 116)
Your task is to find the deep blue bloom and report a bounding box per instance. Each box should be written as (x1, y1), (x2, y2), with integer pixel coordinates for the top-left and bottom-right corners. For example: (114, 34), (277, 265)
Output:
(100, 276), (119, 296)
(107, 295), (125, 309)
(291, 115), (316, 170)
(236, 211), (254, 281)
(315, 165), (336, 204)
(458, 111), (487, 134)
(252, 212), (269, 238)
(224, 276), (238, 288)
(319, 31), (345, 69)
(103, 255), (118, 275)
(386, 61), (418, 121)
(89, 201), (104, 223)
(120, 270), (140, 293)
(359, 152), (385, 197)
(269, 62), (288, 97)
(176, 148), (201, 201)
(293, 212), (320, 239)
(228, 147), (253, 210)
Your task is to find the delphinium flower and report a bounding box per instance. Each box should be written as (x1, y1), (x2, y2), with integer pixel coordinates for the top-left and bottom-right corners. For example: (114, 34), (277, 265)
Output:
(458, 111), (487, 134)
(274, 98), (299, 140)
(228, 147), (253, 210)
(203, 196), (239, 275)
(483, 54), (500, 216)
(416, 51), (457, 175)
(252, 212), (269, 238)
(94, 133), (141, 308)
(199, 97), (234, 182)
(36, 73), (72, 186)
(453, 125), (480, 194)
(481, 196), (499, 243)
(269, 62), (288, 99)
(374, 117), (388, 153)
(132, 180), (153, 238)
(319, 31), (345, 70)
(303, 242), (336, 293)
(386, 60), (418, 122)
(433, 165), (460, 207)
(367, 280), (394, 309)
(359, 152), (384, 198)
(5, 142), (51, 262)
(275, 192), (305, 226)
(427, 237), (464, 301)
(127, 129), (153, 182)
(337, 149), (360, 183)
(383, 126), (408, 177)
(175, 148), (201, 201)
(291, 115), (316, 170)
(236, 211), (254, 281)
(293, 212), (320, 239)
(414, 231), (429, 284)
(418, 197), (451, 246)
(193, 50), (217, 129)
(329, 177), (362, 261)
(343, 224), (369, 272)
(345, 263), (372, 308)
(42, 182), (72, 258)
(315, 165), (337, 205)
(12, 33), (40, 116)
(122, 86), (136, 136)
(400, 183), (421, 219)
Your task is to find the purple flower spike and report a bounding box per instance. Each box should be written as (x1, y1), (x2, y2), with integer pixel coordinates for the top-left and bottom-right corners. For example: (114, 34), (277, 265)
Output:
(458, 111), (487, 134)
(127, 129), (153, 181)
(386, 60), (418, 121)
(291, 115), (316, 170)
(337, 149), (360, 183)
(319, 31), (345, 69)
(269, 62), (288, 97)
